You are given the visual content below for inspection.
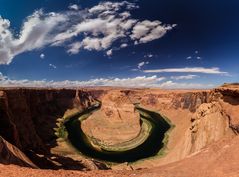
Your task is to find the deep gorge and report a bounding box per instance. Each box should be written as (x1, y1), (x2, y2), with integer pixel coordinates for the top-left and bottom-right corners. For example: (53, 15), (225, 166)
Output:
(63, 104), (172, 163)
(0, 86), (238, 172)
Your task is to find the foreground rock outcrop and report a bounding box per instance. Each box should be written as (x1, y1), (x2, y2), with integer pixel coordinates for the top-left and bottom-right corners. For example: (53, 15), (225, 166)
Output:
(0, 84), (238, 177)
(0, 136), (37, 168)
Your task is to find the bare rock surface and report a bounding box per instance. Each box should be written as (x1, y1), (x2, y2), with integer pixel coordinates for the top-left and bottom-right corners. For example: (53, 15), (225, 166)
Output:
(82, 90), (141, 145)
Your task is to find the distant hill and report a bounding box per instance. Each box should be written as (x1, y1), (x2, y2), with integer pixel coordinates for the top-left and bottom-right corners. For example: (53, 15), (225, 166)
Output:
(222, 83), (239, 88)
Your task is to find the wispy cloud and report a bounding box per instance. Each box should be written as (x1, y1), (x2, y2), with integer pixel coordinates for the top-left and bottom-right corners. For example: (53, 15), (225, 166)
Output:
(0, 72), (214, 89)
(131, 20), (176, 44)
(158, 80), (214, 89)
(186, 50), (202, 60)
(40, 53), (45, 59)
(143, 67), (228, 74)
(120, 43), (128, 48)
(68, 4), (80, 10)
(144, 54), (153, 58)
(137, 61), (149, 69)
(0, 74), (165, 88)
(0, 1), (177, 65)
(171, 74), (199, 80)
(49, 63), (57, 69)
(106, 49), (113, 56)
(0, 72), (7, 81)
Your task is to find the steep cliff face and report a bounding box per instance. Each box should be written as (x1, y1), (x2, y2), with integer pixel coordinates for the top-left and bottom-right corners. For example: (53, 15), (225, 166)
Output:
(0, 91), (21, 149)
(0, 88), (99, 168)
(215, 87), (239, 133)
(184, 87), (239, 154)
(189, 102), (232, 153)
(115, 88), (237, 168)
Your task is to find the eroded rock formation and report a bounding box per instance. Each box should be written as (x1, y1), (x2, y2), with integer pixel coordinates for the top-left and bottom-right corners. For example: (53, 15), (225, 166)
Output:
(82, 90), (141, 145)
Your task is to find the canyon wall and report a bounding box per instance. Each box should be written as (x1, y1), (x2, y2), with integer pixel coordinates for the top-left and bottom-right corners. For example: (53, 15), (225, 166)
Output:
(0, 86), (238, 170)
(0, 88), (100, 168)
(115, 87), (237, 167)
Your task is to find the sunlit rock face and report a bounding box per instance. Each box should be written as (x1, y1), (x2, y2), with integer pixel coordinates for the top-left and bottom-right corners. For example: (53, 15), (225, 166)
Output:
(82, 90), (141, 145)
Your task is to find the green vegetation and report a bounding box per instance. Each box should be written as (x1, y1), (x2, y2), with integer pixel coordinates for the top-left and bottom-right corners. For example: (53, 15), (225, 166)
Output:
(55, 124), (68, 139)
(54, 109), (82, 139)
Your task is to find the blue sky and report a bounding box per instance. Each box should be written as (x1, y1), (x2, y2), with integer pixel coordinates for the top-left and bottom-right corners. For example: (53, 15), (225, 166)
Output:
(0, 0), (238, 88)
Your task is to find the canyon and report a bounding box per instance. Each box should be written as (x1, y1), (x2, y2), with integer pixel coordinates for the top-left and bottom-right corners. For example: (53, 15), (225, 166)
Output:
(0, 84), (239, 177)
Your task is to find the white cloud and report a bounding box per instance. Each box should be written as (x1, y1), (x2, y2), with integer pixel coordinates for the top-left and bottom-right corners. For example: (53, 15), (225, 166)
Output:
(81, 37), (103, 51)
(131, 20), (176, 44)
(171, 75), (199, 80)
(40, 53), (45, 59)
(0, 1), (175, 64)
(197, 56), (201, 59)
(143, 67), (228, 74)
(88, 1), (138, 14)
(158, 80), (214, 89)
(67, 42), (81, 54)
(137, 61), (149, 69)
(49, 63), (56, 69)
(0, 72), (7, 81)
(68, 4), (79, 10)
(0, 11), (67, 64)
(59, 16), (136, 52)
(186, 56), (192, 59)
(120, 43), (128, 48)
(0, 74), (165, 88)
(59, 2), (175, 53)
(106, 49), (113, 56)
(144, 54), (153, 58)
(51, 2), (141, 52)
(0, 73), (215, 89)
